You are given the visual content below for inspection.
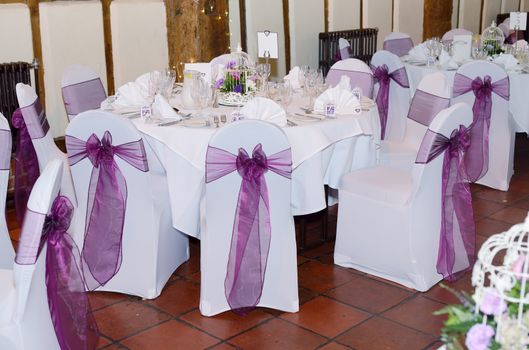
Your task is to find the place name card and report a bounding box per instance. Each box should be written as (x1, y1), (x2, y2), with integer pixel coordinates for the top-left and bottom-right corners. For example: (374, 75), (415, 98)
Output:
(257, 30), (279, 59)
(510, 12), (527, 30)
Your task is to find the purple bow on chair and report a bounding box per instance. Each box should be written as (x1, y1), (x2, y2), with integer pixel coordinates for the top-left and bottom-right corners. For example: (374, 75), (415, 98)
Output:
(416, 125), (475, 281)
(206, 143), (291, 314)
(11, 108), (40, 225)
(383, 37), (414, 57)
(453, 74), (510, 182)
(66, 131), (149, 290)
(16, 196), (99, 350)
(62, 78), (107, 117)
(372, 64), (410, 139)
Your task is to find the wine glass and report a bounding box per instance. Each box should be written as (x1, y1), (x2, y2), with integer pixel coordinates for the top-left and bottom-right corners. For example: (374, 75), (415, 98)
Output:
(256, 63), (271, 93)
(279, 80), (293, 111)
(191, 78), (212, 117)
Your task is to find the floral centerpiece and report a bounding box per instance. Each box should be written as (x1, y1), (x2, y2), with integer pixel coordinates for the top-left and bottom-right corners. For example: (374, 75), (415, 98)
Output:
(214, 56), (256, 106)
(481, 21), (505, 58)
(435, 214), (529, 350)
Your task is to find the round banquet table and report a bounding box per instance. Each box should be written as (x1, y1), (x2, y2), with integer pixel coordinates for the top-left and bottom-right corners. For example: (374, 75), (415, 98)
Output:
(126, 92), (381, 238)
(404, 61), (529, 134)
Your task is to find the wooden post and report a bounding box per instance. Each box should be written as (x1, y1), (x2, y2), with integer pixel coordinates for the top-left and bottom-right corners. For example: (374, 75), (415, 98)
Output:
(423, 0), (453, 40)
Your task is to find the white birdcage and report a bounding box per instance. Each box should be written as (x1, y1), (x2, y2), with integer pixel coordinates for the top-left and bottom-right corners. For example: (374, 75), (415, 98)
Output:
(481, 21), (506, 57)
(212, 51), (257, 106)
(472, 213), (529, 348)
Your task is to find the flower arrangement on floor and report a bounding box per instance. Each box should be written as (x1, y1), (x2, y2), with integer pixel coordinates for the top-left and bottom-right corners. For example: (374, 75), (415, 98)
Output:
(435, 214), (529, 350)
(214, 60), (256, 106)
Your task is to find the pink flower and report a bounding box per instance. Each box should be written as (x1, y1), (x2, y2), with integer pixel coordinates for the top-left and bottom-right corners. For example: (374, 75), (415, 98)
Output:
(511, 254), (527, 279)
(479, 290), (507, 315)
(225, 60), (236, 69)
(465, 324), (494, 350)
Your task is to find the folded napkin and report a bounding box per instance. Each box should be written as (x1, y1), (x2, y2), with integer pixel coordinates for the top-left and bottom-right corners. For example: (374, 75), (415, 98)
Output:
(494, 53), (519, 70)
(240, 97), (287, 126)
(439, 50), (458, 70)
(313, 76), (360, 115)
(153, 94), (180, 119)
(284, 66), (301, 90)
(408, 43), (428, 63)
(114, 82), (149, 107)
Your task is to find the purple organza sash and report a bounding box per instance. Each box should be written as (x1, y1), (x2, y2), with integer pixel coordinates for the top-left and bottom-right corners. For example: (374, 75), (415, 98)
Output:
(15, 196), (99, 349)
(383, 37), (414, 57)
(452, 73), (510, 181)
(407, 89), (450, 126)
(0, 129), (11, 170)
(66, 131), (149, 290)
(416, 126), (475, 281)
(372, 65), (410, 139)
(62, 78), (107, 117)
(12, 109), (40, 225)
(205, 144), (291, 314)
(326, 69), (374, 97)
(19, 98), (50, 140)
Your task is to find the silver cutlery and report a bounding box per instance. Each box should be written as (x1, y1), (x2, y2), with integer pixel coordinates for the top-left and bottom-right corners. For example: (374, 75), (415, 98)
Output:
(287, 119), (298, 126)
(220, 114), (227, 124)
(294, 112), (323, 120)
(158, 120), (181, 127)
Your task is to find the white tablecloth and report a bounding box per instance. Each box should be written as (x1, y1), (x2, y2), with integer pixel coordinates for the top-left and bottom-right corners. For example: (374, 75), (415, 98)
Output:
(130, 94), (381, 237)
(405, 62), (529, 134)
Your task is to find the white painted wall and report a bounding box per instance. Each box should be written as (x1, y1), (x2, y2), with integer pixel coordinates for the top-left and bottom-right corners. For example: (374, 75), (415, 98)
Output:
(289, 0), (325, 69)
(363, 0), (393, 49)
(39, 1), (107, 137)
(501, 0), (520, 13)
(482, 0), (501, 31)
(459, 0), (481, 33)
(228, 0), (242, 52)
(0, 4), (33, 63)
(452, 0), (460, 28)
(328, 0), (360, 31)
(522, 0), (529, 11)
(394, 0), (424, 44)
(245, 0), (286, 78)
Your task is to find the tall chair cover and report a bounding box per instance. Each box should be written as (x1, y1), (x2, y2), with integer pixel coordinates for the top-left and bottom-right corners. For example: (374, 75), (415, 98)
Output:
(15, 83), (77, 207)
(383, 32), (414, 57)
(65, 110), (189, 299)
(326, 58), (374, 98)
(380, 72), (451, 170)
(371, 50), (410, 141)
(0, 113), (13, 269)
(61, 64), (107, 121)
(0, 160), (98, 350)
(441, 28), (472, 44)
(201, 120), (298, 316)
(451, 60), (513, 191)
(335, 103), (475, 291)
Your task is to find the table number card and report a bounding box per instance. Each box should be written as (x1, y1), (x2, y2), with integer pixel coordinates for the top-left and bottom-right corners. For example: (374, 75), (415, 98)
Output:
(452, 35), (472, 62)
(510, 12), (528, 30)
(257, 31), (279, 59)
(140, 105), (152, 121)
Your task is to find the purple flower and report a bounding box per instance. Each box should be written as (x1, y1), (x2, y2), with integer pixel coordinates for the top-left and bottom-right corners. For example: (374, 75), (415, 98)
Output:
(225, 60), (237, 69)
(214, 78), (224, 89)
(465, 324), (494, 350)
(480, 290), (507, 316)
(230, 71), (241, 80)
(234, 84), (243, 93)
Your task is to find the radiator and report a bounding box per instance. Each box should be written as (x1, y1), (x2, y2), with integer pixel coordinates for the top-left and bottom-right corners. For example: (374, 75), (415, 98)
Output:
(319, 28), (379, 76)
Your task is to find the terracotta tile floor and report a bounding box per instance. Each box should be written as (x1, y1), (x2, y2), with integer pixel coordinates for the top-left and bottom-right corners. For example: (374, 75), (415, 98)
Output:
(6, 135), (529, 350)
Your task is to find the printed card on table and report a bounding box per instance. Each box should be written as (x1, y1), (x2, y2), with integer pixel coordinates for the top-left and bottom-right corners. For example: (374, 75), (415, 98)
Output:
(257, 31), (279, 59)
(510, 12), (528, 30)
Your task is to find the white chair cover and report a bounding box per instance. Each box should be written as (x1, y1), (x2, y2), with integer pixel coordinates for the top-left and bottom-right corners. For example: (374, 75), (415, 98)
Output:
(441, 28), (473, 44)
(335, 103), (474, 291)
(371, 50), (411, 141)
(0, 159), (63, 349)
(65, 110), (189, 299)
(15, 83), (77, 207)
(451, 60), (514, 191)
(383, 32), (414, 57)
(0, 113), (13, 269)
(200, 120), (298, 316)
(61, 64), (107, 121)
(325, 58), (374, 98)
(380, 72), (451, 170)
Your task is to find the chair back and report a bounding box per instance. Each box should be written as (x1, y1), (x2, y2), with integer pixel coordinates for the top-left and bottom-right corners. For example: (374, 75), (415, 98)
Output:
(61, 64), (107, 121)
(405, 72), (451, 148)
(201, 119), (297, 315)
(0, 113), (13, 268)
(383, 32), (414, 57)
(441, 28), (472, 44)
(371, 50), (410, 140)
(326, 58), (374, 97)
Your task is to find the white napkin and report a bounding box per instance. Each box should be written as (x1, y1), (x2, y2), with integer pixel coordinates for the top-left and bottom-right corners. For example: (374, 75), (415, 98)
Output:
(408, 43), (428, 63)
(240, 97), (287, 127)
(114, 82), (149, 107)
(284, 66), (301, 90)
(438, 50), (458, 70)
(516, 39), (529, 51)
(153, 94), (180, 119)
(493, 53), (519, 70)
(313, 76), (360, 115)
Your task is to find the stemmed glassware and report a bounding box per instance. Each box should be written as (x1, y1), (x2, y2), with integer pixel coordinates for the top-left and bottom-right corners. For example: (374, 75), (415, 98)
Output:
(256, 63), (271, 94)
(191, 78), (213, 118)
(278, 80), (293, 111)
(425, 38), (442, 66)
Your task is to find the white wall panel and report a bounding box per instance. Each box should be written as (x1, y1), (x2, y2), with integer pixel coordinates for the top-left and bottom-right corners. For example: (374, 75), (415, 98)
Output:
(245, 0), (286, 78)
(39, 1), (107, 137)
(394, 0), (424, 43)
(289, 0), (325, 69)
(328, 0), (360, 31)
(363, 0), (393, 49)
(452, 0), (460, 28)
(111, 0), (169, 88)
(228, 0), (242, 52)
(0, 4), (33, 63)
(459, 0), (481, 33)
(501, 0), (520, 13)
(482, 0), (501, 30)
(522, 0), (529, 11)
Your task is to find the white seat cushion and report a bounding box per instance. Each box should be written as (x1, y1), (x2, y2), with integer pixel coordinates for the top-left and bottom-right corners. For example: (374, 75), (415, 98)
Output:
(0, 269), (16, 326)
(340, 166), (413, 205)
